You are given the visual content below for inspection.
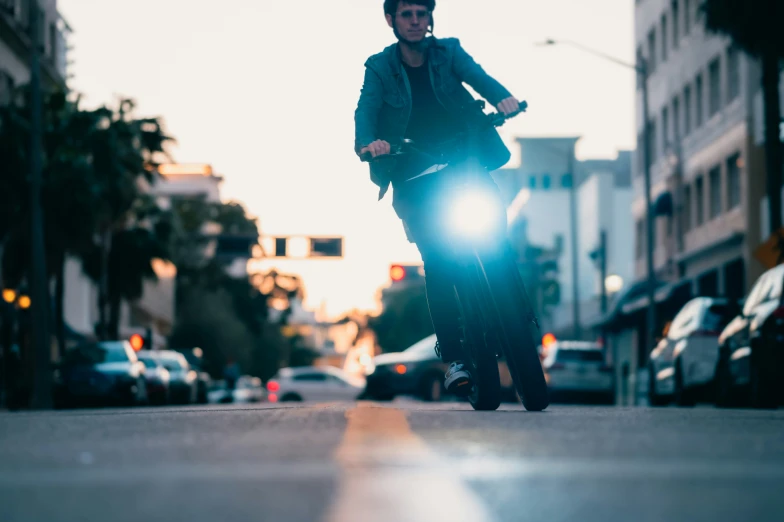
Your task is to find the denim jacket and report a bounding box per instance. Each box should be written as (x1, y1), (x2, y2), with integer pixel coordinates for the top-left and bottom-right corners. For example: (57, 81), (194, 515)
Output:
(354, 37), (513, 200)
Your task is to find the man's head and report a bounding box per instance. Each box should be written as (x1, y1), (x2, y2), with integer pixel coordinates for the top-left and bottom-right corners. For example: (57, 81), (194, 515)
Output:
(384, 0), (435, 44)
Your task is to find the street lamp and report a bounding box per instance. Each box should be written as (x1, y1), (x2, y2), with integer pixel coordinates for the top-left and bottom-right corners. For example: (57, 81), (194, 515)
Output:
(537, 38), (657, 355)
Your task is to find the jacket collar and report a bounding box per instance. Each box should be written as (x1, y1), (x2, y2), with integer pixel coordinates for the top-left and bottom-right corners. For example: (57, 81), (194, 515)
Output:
(386, 36), (447, 76)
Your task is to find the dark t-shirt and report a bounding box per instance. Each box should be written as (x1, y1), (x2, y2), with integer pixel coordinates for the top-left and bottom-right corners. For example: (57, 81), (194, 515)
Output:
(396, 60), (465, 183)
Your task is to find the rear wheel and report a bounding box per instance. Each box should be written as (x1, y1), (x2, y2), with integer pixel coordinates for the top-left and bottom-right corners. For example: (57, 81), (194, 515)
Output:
(476, 246), (549, 411)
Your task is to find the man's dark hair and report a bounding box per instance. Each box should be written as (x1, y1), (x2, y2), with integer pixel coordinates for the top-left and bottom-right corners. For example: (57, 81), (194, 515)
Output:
(383, 0), (436, 17)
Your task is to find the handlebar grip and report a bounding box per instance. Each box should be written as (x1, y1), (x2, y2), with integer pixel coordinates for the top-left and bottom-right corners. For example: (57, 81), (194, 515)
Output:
(360, 151), (374, 162)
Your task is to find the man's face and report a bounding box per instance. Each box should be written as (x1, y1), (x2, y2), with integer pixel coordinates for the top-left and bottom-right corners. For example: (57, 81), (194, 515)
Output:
(386, 2), (431, 43)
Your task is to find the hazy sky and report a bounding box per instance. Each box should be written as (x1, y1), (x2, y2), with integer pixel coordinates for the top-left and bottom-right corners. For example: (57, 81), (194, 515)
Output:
(58, 0), (635, 318)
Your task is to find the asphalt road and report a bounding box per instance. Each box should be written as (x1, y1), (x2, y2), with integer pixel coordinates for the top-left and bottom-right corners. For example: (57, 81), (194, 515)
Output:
(1, 401), (783, 522)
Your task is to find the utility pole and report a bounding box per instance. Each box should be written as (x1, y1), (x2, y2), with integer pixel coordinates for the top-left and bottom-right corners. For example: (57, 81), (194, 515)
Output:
(28, 1), (53, 410)
(599, 229), (608, 315)
(568, 150), (582, 340)
(639, 53), (658, 357)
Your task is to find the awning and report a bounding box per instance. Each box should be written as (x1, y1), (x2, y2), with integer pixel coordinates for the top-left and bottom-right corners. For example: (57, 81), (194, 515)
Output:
(588, 279), (665, 329)
(621, 279), (692, 315)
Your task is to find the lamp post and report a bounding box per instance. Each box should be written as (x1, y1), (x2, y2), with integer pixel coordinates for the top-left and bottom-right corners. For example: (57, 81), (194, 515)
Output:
(538, 38), (657, 355)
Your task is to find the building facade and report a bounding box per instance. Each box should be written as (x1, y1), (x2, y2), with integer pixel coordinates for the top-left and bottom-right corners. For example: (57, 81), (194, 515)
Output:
(494, 137), (634, 337)
(633, 0), (767, 308)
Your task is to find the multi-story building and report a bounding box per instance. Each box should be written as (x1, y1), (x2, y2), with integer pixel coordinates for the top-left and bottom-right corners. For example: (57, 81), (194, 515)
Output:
(0, 0), (69, 95)
(620, 0), (770, 353)
(494, 137), (634, 338)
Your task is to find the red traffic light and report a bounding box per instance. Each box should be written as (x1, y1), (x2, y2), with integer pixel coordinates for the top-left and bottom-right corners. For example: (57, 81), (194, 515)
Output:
(390, 265), (406, 282)
(129, 334), (145, 351)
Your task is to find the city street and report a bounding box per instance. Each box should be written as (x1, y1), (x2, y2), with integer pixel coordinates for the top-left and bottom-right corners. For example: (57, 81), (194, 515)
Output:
(1, 402), (783, 522)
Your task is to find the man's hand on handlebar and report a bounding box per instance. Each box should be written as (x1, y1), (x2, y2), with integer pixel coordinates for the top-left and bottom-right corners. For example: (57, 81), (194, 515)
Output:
(359, 140), (392, 159)
(496, 96), (521, 116)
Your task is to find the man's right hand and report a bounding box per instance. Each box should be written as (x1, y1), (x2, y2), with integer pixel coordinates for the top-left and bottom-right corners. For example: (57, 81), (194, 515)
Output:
(360, 140), (391, 158)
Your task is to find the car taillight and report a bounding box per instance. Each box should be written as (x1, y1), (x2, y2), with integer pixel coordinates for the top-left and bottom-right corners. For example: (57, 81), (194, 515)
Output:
(268, 393), (278, 403)
(267, 380), (280, 392)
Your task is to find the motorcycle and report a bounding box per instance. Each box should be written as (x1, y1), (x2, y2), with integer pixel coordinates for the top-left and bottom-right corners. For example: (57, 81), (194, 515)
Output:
(361, 101), (549, 411)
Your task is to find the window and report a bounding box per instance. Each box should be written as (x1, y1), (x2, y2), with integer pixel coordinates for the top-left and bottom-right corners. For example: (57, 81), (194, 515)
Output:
(561, 174), (573, 188)
(528, 176), (536, 189)
(682, 184), (692, 231)
(542, 174), (551, 190)
(727, 46), (740, 102)
(672, 0), (680, 48)
(683, 85), (692, 135)
(708, 57), (721, 117)
(673, 96), (681, 139)
(635, 219), (644, 259)
(695, 74), (704, 127)
(709, 165), (722, 219)
(661, 15), (668, 62)
(293, 373), (327, 381)
(726, 153), (741, 209)
(684, 0), (691, 34)
(636, 45), (644, 88)
(666, 215), (673, 237)
(695, 175), (704, 225)
(662, 107), (670, 150)
(743, 273), (769, 317)
(647, 29), (657, 72)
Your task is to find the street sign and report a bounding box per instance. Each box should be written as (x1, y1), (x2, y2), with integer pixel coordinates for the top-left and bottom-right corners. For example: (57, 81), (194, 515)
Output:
(754, 227), (784, 269)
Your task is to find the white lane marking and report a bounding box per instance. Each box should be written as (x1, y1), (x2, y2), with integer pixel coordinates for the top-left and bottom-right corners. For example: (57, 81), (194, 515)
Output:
(325, 403), (494, 522)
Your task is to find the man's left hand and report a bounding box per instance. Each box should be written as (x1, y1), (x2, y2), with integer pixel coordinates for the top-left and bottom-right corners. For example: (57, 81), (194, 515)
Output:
(497, 97), (520, 116)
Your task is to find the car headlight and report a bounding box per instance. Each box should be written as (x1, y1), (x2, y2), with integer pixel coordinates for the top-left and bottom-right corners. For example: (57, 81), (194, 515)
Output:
(448, 190), (502, 237)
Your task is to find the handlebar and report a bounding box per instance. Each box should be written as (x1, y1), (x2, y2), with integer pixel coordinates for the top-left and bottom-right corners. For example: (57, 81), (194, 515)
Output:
(359, 100), (528, 163)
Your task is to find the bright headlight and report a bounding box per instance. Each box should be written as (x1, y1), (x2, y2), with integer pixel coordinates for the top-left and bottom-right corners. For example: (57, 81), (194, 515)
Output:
(448, 191), (500, 236)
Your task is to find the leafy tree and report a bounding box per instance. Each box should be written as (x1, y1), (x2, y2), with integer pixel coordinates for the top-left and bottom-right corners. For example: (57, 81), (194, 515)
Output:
(702, 0), (784, 233)
(368, 280), (434, 354)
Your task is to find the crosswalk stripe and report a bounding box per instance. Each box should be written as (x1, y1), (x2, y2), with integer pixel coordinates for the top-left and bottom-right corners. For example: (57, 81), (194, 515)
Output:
(325, 402), (494, 522)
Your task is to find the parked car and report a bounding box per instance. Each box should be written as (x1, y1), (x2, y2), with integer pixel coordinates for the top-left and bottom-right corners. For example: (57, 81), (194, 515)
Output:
(54, 341), (148, 408)
(716, 264), (784, 409)
(541, 341), (614, 404)
(266, 366), (365, 402)
(156, 350), (198, 404)
(135, 351), (172, 405)
(647, 297), (739, 407)
(362, 334), (517, 402)
(233, 376), (265, 403)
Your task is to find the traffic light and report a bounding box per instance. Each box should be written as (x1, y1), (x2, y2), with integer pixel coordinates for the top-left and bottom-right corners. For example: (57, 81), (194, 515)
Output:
(542, 279), (561, 306)
(129, 328), (153, 351)
(389, 264), (424, 283)
(129, 334), (144, 351)
(269, 236), (344, 258)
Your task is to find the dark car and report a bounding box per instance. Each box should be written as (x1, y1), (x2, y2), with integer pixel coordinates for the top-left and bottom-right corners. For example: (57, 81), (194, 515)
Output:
(54, 341), (148, 408)
(716, 264), (784, 409)
(156, 350), (198, 404)
(135, 351), (171, 405)
(363, 334), (516, 402)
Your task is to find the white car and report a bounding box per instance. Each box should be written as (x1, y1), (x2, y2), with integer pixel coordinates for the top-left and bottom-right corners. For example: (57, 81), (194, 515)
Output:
(648, 297), (739, 407)
(542, 341), (614, 404)
(233, 376), (265, 403)
(266, 366), (365, 403)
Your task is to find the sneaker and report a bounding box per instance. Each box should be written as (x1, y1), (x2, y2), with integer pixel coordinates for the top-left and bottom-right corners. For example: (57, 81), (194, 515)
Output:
(444, 361), (473, 396)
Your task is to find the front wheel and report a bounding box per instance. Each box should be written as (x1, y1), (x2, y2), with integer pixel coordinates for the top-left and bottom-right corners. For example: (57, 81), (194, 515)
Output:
(476, 247), (549, 411)
(455, 274), (502, 411)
